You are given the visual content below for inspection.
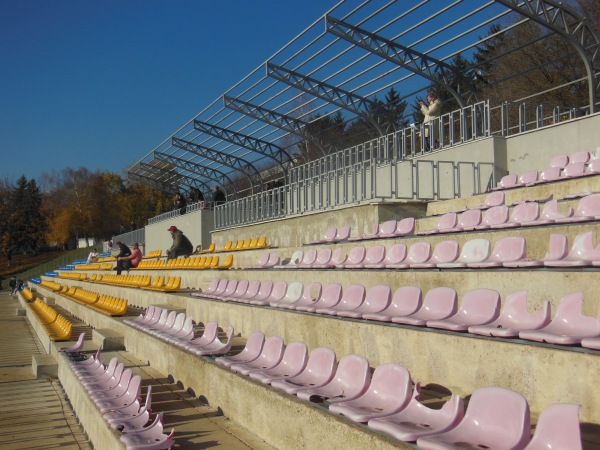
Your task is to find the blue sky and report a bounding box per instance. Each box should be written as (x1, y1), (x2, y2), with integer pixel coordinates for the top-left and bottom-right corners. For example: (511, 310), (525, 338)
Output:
(0, 0), (339, 187)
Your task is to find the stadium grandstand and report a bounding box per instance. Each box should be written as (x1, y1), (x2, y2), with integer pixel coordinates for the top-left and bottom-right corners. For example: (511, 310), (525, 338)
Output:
(7, 0), (600, 448)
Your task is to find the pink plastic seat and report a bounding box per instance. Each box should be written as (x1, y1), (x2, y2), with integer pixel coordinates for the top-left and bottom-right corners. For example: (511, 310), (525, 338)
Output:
(296, 283), (342, 313)
(328, 363), (412, 423)
(296, 354), (370, 404)
(252, 281), (286, 305)
(203, 279), (220, 295)
(396, 217), (416, 236)
(277, 282), (322, 310)
(523, 403), (582, 450)
(416, 387), (531, 450)
(190, 326), (235, 356)
(96, 375), (143, 413)
(83, 363), (125, 392)
(91, 369), (135, 403)
(230, 336), (285, 375)
(59, 332), (86, 353)
(386, 241), (431, 269)
(586, 158), (600, 175)
(555, 193), (600, 223)
(263, 252), (280, 268)
(468, 290), (551, 337)
(372, 243), (406, 268)
(215, 331), (265, 367)
(420, 212), (457, 235)
(305, 248), (333, 268)
(532, 166), (562, 185)
(119, 412), (175, 450)
(222, 279), (249, 301)
(504, 233), (568, 268)
(392, 287), (457, 326)
(213, 279), (239, 300)
(453, 191), (505, 212)
(270, 281), (303, 307)
(154, 312), (186, 338)
(244, 280), (274, 305)
(234, 280), (262, 303)
(105, 385), (152, 429)
(248, 341), (309, 384)
(297, 249), (318, 267)
(436, 238), (491, 268)
(70, 347), (102, 371)
(147, 310), (176, 334)
(519, 292), (600, 345)
(200, 279), (228, 299)
(519, 169), (539, 185)
(270, 347), (337, 394)
(333, 224), (351, 242)
(426, 288), (501, 331)
(315, 284), (366, 316)
(164, 316), (195, 343)
(411, 240), (459, 268)
(441, 208), (482, 232)
(474, 205), (509, 229)
(336, 246), (366, 268)
(494, 202), (540, 228)
(549, 153), (569, 168)
(368, 383), (465, 442)
(126, 306), (157, 327)
(467, 236), (527, 268)
(181, 321), (219, 352)
(79, 358), (120, 384)
(309, 227), (336, 244)
(544, 231), (600, 267)
(378, 219), (400, 238)
(533, 199), (574, 224)
(569, 150), (590, 164)
(363, 286), (422, 322)
(250, 252), (270, 269)
(337, 284), (392, 319)
(494, 173), (519, 190)
(350, 222), (380, 241)
(344, 245), (385, 269)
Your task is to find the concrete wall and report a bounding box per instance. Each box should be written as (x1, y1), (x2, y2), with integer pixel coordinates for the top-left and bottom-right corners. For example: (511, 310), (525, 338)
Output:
(502, 113), (600, 175)
(145, 208), (214, 254)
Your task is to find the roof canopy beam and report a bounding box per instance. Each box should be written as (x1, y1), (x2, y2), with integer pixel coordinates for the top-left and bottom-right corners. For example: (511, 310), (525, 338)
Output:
(223, 95), (336, 156)
(325, 15), (473, 107)
(266, 62), (385, 135)
(171, 137), (263, 194)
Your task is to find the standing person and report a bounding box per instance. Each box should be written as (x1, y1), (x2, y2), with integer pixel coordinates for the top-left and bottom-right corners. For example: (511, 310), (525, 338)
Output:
(166, 226), (194, 260)
(419, 91), (442, 152)
(212, 186), (226, 206)
(115, 242), (142, 275)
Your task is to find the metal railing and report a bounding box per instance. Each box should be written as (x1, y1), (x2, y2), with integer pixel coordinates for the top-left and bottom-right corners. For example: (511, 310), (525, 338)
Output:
(147, 201), (209, 225)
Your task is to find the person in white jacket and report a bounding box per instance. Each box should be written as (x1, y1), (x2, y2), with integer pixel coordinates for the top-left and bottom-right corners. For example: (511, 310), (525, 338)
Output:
(419, 91), (442, 151)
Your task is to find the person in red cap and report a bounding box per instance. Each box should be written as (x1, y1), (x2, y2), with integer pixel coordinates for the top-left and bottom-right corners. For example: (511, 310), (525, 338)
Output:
(166, 226), (194, 260)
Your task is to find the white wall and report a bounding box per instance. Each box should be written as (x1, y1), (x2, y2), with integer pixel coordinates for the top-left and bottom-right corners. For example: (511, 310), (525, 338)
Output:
(145, 209), (214, 254)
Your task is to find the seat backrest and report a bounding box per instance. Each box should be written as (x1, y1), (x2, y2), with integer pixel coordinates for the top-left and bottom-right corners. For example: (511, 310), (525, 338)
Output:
(389, 286), (422, 316)
(457, 239), (491, 263)
(461, 387), (530, 447)
(458, 288), (501, 318)
(259, 336), (286, 365)
(549, 154), (569, 168)
(362, 285), (392, 311)
(397, 217), (415, 236)
(566, 231), (596, 259)
(498, 173), (518, 189)
(269, 281), (288, 301)
(364, 245), (386, 264)
(302, 347), (337, 378)
(301, 282), (322, 303)
(322, 227), (337, 242)
(287, 250), (304, 265)
(282, 282), (304, 303)
(524, 403), (582, 450)
(345, 246), (366, 265)
(379, 220), (398, 235)
(570, 150), (590, 164)
(300, 249), (318, 265)
(318, 283), (343, 308)
(457, 208), (482, 228)
(563, 162), (586, 178)
(435, 212), (458, 231)
(406, 241), (432, 264)
(509, 202), (540, 223)
(575, 193), (600, 217)
(542, 233), (568, 261)
(430, 240), (460, 264)
(519, 170), (538, 184)
(385, 243), (407, 264)
(421, 287), (458, 316)
(498, 290), (551, 328)
(489, 236), (527, 262)
(232, 280), (249, 298)
(255, 253), (270, 267)
(339, 284), (366, 308)
(315, 248), (333, 265)
(481, 205), (509, 226)
(483, 190), (505, 207)
(364, 364), (412, 405)
(334, 225), (351, 241)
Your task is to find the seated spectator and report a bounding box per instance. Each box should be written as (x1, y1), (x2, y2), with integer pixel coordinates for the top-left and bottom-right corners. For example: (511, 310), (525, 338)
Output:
(166, 226), (194, 260)
(212, 186), (226, 206)
(115, 242), (142, 275)
(86, 248), (99, 264)
(115, 241), (131, 259)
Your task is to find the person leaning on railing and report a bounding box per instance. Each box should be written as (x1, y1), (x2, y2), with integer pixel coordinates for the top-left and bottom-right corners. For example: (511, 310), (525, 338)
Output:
(419, 91), (442, 152)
